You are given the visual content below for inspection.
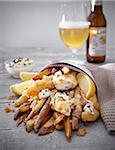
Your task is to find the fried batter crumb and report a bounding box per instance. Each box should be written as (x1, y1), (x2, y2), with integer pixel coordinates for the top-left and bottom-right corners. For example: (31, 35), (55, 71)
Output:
(8, 95), (15, 100)
(4, 107), (15, 113)
(77, 127), (88, 137)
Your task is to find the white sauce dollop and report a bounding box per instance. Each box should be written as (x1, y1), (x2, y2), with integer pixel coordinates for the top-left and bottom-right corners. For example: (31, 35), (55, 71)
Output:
(8, 57), (33, 68)
(50, 92), (71, 116)
(54, 92), (70, 101)
(52, 70), (65, 82)
(84, 102), (94, 114)
(39, 89), (52, 99)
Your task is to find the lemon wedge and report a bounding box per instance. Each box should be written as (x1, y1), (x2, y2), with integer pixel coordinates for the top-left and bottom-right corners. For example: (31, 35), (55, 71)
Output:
(9, 80), (35, 96)
(77, 73), (96, 99)
(19, 72), (36, 81)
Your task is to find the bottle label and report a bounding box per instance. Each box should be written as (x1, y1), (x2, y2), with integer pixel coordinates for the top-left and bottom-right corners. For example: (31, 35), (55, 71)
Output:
(89, 27), (106, 56)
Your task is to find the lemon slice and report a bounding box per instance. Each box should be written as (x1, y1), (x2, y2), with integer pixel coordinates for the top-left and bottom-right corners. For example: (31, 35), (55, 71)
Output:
(9, 80), (35, 96)
(19, 72), (36, 81)
(77, 73), (96, 99)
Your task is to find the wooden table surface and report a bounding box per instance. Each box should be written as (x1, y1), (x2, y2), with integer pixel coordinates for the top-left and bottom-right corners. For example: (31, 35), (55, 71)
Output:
(0, 47), (115, 150)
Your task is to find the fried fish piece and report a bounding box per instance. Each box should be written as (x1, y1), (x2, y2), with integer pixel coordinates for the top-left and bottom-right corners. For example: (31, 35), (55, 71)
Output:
(81, 109), (100, 122)
(14, 79), (55, 107)
(89, 94), (100, 111)
(52, 71), (78, 91)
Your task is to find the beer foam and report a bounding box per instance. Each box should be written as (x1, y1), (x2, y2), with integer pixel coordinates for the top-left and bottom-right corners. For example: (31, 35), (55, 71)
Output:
(59, 21), (90, 29)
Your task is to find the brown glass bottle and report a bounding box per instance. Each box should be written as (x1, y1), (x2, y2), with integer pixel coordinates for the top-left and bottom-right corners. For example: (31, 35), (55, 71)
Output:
(87, 0), (107, 63)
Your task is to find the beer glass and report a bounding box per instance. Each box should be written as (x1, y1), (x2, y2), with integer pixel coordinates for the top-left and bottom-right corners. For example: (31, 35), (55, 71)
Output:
(59, 2), (90, 63)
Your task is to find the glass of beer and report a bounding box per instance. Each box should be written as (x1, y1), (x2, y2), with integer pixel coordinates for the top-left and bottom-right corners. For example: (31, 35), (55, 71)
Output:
(59, 2), (90, 63)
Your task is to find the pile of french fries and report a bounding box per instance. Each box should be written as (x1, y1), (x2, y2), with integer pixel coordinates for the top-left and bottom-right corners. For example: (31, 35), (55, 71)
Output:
(12, 66), (100, 141)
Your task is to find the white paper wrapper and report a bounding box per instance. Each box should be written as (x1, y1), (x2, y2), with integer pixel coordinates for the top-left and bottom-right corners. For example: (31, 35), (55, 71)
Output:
(42, 60), (97, 89)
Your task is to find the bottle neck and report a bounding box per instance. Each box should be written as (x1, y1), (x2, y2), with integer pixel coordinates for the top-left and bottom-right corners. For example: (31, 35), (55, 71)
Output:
(91, 0), (103, 12)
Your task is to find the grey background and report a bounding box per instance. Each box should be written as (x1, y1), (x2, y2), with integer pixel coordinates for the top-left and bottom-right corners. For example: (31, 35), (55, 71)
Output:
(0, 1), (115, 49)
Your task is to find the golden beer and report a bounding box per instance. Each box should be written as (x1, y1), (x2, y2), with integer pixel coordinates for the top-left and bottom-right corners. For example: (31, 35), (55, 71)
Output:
(59, 21), (89, 48)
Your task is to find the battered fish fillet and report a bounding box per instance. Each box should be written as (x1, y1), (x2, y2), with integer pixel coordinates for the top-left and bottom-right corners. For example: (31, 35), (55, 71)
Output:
(53, 73), (78, 91)
(81, 109), (100, 122)
(14, 78), (55, 107)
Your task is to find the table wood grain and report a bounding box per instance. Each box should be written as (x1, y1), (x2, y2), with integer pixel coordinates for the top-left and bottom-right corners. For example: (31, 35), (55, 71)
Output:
(0, 47), (115, 150)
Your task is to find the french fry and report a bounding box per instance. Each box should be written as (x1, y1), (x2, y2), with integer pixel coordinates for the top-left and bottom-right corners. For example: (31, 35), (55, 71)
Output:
(32, 69), (51, 80)
(71, 116), (79, 131)
(19, 102), (31, 113)
(16, 117), (24, 127)
(14, 109), (22, 120)
(51, 89), (58, 96)
(14, 102), (31, 121)
(28, 96), (38, 103)
(26, 99), (46, 121)
(34, 98), (51, 132)
(55, 122), (64, 130)
(61, 66), (70, 74)
(72, 105), (82, 119)
(64, 117), (72, 141)
(51, 68), (57, 74)
(40, 111), (53, 128)
(26, 118), (36, 132)
(16, 112), (29, 127)
(74, 87), (87, 106)
(53, 112), (65, 126)
(14, 95), (28, 107)
(38, 116), (55, 136)
(74, 87), (83, 105)
(74, 86), (81, 95)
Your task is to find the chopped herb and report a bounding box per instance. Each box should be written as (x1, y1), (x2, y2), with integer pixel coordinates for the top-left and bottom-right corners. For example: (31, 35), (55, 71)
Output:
(87, 105), (91, 108)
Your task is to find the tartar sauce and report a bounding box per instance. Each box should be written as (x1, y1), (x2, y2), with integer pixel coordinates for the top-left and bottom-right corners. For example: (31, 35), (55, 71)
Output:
(50, 92), (71, 116)
(52, 70), (65, 82)
(54, 92), (70, 101)
(83, 102), (94, 114)
(39, 89), (52, 99)
(8, 57), (33, 68)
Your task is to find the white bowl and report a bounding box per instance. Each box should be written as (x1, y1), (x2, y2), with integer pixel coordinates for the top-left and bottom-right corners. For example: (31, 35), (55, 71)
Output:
(4, 57), (35, 78)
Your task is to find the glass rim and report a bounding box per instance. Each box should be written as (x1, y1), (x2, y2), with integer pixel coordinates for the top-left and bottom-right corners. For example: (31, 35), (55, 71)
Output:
(59, 21), (90, 28)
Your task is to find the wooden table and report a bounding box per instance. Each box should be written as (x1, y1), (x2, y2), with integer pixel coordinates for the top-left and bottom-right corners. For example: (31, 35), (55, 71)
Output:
(0, 47), (115, 150)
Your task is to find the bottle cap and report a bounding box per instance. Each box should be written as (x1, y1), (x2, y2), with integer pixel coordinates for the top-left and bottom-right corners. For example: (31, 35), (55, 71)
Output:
(95, 0), (102, 6)
(91, 0), (102, 12)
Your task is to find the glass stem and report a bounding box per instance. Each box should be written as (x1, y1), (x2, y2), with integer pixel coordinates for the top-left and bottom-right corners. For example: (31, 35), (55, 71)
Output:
(71, 48), (79, 59)
(71, 48), (85, 65)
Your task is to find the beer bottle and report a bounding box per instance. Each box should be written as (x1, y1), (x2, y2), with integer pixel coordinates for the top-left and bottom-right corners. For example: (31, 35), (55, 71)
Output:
(86, 0), (107, 63)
